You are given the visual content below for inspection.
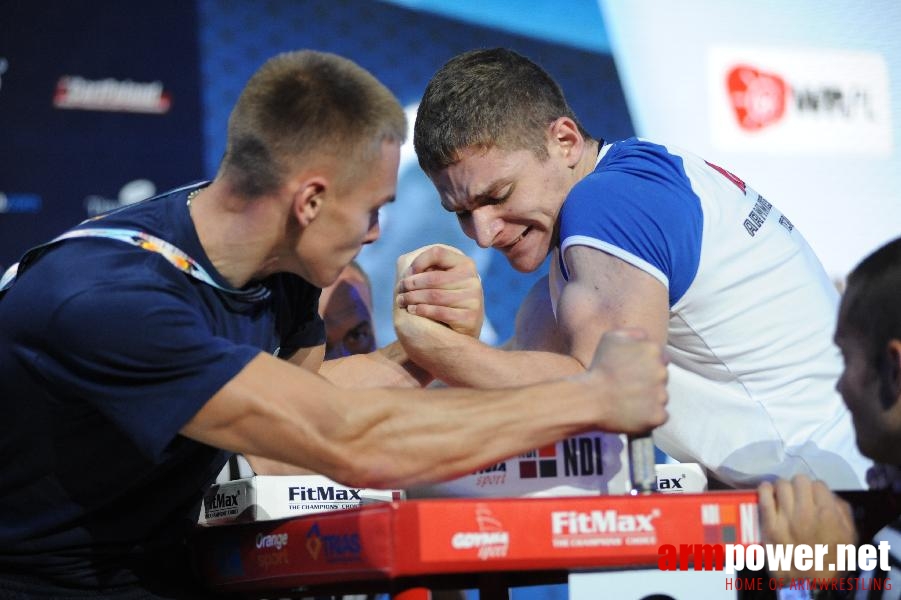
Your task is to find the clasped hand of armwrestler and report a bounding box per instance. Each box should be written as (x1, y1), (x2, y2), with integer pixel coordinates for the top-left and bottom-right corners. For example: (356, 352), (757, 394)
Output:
(393, 246), (669, 435)
(394, 244), (484, 340)
(586, 329), (670, 434)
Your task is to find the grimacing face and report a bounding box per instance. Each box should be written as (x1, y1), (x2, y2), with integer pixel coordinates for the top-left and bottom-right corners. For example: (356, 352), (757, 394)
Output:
(431, 145), (573, 273)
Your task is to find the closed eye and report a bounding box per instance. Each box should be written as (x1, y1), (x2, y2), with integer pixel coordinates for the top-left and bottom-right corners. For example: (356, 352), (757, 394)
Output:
(484, 191), (511, 206)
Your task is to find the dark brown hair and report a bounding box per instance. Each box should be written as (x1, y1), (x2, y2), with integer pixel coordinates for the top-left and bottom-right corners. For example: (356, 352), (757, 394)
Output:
(414, 48), (591, 175)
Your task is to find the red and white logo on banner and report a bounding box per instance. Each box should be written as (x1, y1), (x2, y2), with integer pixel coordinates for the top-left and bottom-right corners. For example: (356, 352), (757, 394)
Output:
(726, 65), (787, 131)
(709, 47), (892, 155)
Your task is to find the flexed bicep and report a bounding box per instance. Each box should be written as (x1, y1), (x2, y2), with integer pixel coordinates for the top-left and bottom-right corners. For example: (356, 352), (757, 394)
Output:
(503, 275), (565, 353)
(556, 245), (669, 368)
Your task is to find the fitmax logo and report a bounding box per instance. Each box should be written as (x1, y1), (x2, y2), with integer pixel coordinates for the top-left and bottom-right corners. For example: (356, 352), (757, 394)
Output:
(289, 486), (362, 502)
(208, 491), (240, 509)
(551, 509), (660, 535)
(657, 476), (684, 491)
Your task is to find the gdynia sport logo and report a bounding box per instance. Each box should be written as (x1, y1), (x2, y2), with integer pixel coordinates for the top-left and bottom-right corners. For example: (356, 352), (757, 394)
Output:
(658, 542), (893, 592)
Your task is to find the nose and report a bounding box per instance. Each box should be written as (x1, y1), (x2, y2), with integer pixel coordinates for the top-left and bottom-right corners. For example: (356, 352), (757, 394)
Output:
(834, 370), (852, 409)
(363, 218), (380, 245)
(470, 206), (503, 249)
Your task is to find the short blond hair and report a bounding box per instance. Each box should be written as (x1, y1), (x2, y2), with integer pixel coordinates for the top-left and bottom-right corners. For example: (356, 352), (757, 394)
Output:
(221, 50), (406, 197)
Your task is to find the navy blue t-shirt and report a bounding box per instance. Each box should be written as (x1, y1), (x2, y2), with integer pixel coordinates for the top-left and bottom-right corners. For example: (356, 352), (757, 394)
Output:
(0, 183), (325, 593)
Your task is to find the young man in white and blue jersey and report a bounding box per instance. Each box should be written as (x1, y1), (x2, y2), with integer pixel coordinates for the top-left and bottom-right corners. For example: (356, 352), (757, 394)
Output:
(401, 47), (869, 491)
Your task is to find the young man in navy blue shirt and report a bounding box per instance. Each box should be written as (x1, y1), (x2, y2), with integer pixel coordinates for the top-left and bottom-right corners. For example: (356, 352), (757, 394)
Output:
(0, 50), (668, 599)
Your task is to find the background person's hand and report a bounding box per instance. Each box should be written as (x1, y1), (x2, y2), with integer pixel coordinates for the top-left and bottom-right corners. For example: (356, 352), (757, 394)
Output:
(758, 474), (858, 580)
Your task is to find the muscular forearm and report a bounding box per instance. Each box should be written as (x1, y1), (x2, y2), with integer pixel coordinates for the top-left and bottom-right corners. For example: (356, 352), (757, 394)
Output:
(246, 345), (431, 477)
(245, 454), (317, 476)
(184, 329), (669, 490)
(184, 354), (603, 489)
(318, 341), (433, 388)
(405, 331), (585, 388)
(331, 378), (600, 488)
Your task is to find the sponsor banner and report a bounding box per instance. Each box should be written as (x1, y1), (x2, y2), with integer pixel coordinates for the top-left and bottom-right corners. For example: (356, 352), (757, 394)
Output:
(199, 475), (401, 525)
(406, 433), (632, 499)
(655, 462), (707, 494)
(0, 192), (42, 215)
(406, 437), (707, 501)
(409, 493), (758, 568)
(194, 492), (761, 590)
(53, 76), (171, 114)
(708, 46), (893, 155)
(193, 506), (395, 588)
(0, 0), (203, 269)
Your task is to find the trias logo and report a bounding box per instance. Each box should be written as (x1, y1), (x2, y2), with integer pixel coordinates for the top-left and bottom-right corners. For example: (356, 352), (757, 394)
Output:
(551, 509), (661, 548)
(304, 523), (362, 563)
(450, 504), (510, 560)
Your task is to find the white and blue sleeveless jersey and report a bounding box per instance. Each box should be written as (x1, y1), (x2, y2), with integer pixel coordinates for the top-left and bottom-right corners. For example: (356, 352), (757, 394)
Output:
(554, 137), (869, 489)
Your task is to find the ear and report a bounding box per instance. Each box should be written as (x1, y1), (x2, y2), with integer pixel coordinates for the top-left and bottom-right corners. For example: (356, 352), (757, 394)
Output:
(292, 178), (327, 228)
(548, 117), (585, 167)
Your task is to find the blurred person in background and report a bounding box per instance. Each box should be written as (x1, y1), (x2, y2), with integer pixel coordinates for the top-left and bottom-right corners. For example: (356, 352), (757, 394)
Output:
(759, 236), (901, 597)
(321, 260), (377, 359)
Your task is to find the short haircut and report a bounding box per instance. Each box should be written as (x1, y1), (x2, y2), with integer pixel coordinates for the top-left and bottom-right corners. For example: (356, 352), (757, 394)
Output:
(220, 50), (406, 198)
(414, 47), (591, 176)
(841, 236), (901, 373)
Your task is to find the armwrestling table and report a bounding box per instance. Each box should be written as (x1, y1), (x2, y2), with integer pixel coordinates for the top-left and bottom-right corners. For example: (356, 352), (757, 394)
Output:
(191, 490), (898, 600)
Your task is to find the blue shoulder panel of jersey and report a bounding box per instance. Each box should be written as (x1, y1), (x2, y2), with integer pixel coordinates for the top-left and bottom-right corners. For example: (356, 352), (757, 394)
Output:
(558, 138), (702, 307)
